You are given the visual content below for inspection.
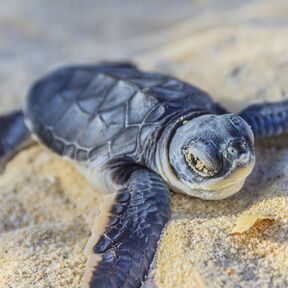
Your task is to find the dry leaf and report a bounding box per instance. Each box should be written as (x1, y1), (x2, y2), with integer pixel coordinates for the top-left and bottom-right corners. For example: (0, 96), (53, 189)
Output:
(230, 213), (274, 235)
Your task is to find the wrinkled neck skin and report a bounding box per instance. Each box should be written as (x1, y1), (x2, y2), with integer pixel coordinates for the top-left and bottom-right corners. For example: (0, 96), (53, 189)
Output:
(155, 112), (256, 200)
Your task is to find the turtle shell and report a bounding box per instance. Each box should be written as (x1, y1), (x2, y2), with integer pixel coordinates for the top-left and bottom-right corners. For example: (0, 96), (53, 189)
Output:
(25, 64), (218, 165)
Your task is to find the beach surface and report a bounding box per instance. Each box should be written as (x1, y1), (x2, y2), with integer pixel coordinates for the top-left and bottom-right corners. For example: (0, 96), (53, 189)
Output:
(1, 1), (288, 287)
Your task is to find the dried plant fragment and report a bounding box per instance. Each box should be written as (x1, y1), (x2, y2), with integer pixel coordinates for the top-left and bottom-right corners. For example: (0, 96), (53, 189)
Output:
(230, 213), (274, 235)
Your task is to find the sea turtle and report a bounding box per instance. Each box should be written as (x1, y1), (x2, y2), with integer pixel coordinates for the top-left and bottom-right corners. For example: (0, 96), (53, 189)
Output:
(1, 62), (287, 288)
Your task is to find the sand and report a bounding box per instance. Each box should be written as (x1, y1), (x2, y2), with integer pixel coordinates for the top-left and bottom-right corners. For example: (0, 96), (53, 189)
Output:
(1, 0), (288, 287)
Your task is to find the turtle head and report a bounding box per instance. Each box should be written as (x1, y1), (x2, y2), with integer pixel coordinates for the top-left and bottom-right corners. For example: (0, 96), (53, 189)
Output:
(164, 114), (255, 200)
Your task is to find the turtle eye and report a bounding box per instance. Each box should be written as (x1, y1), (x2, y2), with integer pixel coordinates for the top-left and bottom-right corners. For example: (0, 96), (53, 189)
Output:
(182, 147), (218, 177)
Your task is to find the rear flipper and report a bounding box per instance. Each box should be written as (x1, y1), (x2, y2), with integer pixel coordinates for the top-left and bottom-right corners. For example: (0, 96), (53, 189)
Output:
(239, 99), (288, 139)
(83, 169), (170, 288)
(0, 111), (30, 168)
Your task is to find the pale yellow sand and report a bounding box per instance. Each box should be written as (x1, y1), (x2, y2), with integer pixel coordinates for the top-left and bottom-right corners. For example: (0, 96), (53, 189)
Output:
(0, 146), (98, 287)
(1, 1), (288, 287)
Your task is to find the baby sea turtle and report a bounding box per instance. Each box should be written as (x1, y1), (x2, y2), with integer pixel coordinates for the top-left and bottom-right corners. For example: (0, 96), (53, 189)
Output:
(1, 62), (287, 287)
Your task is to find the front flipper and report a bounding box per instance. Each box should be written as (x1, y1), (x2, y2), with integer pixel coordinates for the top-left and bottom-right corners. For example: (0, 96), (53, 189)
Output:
(83, 169), (170, 288)
(0, 111), (30, 165)
(239, 99), (288, 139)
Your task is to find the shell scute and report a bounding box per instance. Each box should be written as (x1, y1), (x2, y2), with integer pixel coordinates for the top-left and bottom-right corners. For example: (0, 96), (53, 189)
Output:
(78, 73), (115, 100)
(110, 126), (139, 155)
(77, 105), (125, 149)
(54, 103), (91, 142)
(77, 96), (103, 115)
(100, 80), (136, 111)
(88, 144), (109, 161)
(76, 149), (88, 162)
(128, 91), (158, 125)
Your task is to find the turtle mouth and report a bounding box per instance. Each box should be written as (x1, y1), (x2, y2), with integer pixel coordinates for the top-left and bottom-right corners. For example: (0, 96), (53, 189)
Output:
(184, 151), (219, 177)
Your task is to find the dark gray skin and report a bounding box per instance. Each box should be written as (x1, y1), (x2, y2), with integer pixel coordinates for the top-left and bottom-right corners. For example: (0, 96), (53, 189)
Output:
(1, 63), (288, 288)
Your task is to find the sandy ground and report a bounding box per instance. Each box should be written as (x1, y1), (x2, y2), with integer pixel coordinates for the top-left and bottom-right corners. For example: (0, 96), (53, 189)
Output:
(1, 0), (288, 287)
